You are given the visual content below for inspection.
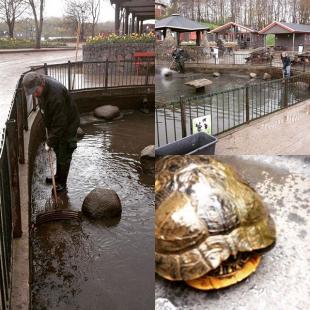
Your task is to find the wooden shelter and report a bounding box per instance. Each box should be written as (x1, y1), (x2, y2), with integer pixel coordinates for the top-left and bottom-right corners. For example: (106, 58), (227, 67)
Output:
(155, 14), (209, 46)
(210, 22), (263, 49)
(110, 0), (154, 35)
(259, 21), (310, 52)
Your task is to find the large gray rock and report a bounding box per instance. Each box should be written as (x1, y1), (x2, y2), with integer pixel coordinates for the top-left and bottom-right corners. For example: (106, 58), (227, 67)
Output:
(249, 72), (257, 78)
(82, 187), (122, 219)
(263, 72), (272, 80)
(213, 72), (221, 77)
(94, 105), (120, 120)
(77, 127), (85, 139)
(140, 145), (155, 174)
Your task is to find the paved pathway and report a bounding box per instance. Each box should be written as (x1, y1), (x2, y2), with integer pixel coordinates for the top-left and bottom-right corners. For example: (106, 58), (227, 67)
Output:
(0, 49), (81, 134)
(216, 99), (310, 155)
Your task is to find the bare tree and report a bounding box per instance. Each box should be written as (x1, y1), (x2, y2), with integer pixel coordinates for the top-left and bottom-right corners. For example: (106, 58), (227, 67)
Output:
(28, 0), (44, 48)
(0, 0), (25, 37)
(65, 0), (89, 41)
(89, 0), (100, 38)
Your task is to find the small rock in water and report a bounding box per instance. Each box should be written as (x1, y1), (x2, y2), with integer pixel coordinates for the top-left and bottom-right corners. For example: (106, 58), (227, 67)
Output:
(263, 72), (271, 80)
(161, 68), (173, 78)
(249, 72), (257, 78)
(140, 145), (155, 174)
(82, 187), (122, 219)
(77, 127), (85, 139)
(94, 105), (120, 120)
(213, 72), (221, 77)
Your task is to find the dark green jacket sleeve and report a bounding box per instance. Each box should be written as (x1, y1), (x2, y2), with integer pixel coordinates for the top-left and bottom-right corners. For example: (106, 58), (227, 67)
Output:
(47, 99), (67, 148)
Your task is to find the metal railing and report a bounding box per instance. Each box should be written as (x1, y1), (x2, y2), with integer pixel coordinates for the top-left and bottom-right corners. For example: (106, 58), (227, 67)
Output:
(0, 59), (155, 309)
(40, 59), (155, 91)
(156, 73), (310, 147)
(0, 81), (22, 310)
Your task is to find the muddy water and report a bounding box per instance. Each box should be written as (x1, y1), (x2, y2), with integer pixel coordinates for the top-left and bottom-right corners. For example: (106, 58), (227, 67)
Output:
(31, 111), (154, 310)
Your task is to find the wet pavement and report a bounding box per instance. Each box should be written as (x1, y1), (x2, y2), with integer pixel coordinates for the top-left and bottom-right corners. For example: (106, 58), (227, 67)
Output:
(31, 110), (154, 310)
(216, 99), (310, 155)
(0, 49), (81, 133)
(155, 156), (310, 310)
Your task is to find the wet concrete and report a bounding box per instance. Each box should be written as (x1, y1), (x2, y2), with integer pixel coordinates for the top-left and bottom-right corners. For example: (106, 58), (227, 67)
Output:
(0, 49), (81, 133)
(155, 156), (310, 310)
(216, 99), (310, 155)
(31, 110), (154, 310)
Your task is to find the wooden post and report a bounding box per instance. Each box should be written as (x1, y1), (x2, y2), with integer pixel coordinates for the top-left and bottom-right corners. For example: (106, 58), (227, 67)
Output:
(16, 90), (25, 164)
(6, 119), (22, 238)
(292, 33), (295, 52)
(245, 86), (250, 123)
(180, 96), (187, 137)
(131, 14), (135, 33)
(115, 2), (120, 34)
(125, 10), (129, 34)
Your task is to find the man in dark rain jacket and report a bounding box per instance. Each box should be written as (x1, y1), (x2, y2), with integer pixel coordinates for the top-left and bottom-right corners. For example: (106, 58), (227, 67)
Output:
(22, 71), (80, 194)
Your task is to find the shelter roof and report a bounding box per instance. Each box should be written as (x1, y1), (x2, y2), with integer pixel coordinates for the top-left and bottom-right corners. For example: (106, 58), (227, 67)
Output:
(259, 21), (310, 34)
(111, 0), (154, 20)
(155, 14), (209, 32)
(210, 22), (256, 33)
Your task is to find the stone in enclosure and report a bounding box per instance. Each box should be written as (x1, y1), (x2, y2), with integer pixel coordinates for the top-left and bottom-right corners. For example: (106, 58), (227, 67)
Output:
(94, 105), (120, 120)
(263, 73), (272, 80)
(82, 187), (122, 219)
(140, 145), (155, 173)
(249, 72), (257, 78)
(185, 78), (213, 93)
(161, 68), (173, 78)
(294, 81), (310, 89)
(77, 127), (85, 138)
(213, 72), (221, 77)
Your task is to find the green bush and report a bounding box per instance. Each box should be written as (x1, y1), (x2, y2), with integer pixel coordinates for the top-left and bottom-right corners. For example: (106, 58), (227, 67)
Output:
(0, 37), (66, 49)
(86, 32), (155, 45)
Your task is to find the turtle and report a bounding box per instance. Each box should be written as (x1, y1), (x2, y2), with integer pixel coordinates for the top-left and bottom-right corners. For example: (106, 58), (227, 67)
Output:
(155, 156), (276, 290)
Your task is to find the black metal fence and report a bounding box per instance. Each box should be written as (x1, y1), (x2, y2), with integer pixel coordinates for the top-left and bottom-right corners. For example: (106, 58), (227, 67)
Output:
(0, 83), (22, 310)
(156, 73), (310, 147)
(41, 59), (155, 91)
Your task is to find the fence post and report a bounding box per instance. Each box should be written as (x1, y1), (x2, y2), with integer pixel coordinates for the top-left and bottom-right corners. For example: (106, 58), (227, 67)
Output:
(68, 61), (71, 90)
(284, 78), (288, 108)
(245, 85), (250, 123)
(16, 90), (25, 164)
(43, 62), (48, 75)
(145, 60), (150, 85)
(20, 88), (28, 131)
(105, 59), (109, 88)
(5, 119), (22, 238)
(180, 96), (187, 138)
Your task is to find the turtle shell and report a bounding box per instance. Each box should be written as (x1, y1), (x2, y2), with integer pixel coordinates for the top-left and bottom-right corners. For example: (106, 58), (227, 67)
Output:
(155, 156), (276, 281)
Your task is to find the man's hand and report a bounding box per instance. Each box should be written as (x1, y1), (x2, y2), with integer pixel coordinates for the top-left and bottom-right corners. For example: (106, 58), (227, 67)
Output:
(45, 143), (51, 152)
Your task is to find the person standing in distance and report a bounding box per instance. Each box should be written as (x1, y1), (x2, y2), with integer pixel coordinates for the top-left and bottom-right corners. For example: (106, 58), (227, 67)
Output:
(22, 71), (80, 194)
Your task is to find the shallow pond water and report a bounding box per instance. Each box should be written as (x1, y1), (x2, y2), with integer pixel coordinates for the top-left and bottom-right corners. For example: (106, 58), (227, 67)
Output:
(155, 68), (310, 147)
(31, 110), (154, 310)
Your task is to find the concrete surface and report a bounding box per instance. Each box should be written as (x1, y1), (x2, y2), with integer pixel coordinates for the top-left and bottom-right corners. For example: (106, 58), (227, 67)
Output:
(216, 100), (310, 155)
(155, 156), (310, 310)
(0, 49), (82, 134)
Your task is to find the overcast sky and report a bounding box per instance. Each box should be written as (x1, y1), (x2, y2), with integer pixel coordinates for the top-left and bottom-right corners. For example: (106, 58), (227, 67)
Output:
(45, 0), (115, 22)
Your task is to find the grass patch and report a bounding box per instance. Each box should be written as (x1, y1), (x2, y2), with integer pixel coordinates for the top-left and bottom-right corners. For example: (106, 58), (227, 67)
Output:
(0, 38), (66, 49)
